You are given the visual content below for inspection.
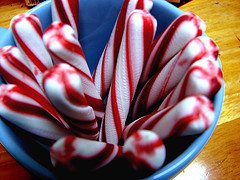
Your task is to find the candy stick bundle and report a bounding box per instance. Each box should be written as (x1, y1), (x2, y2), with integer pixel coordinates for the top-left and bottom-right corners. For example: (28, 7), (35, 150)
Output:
(0, 0), (223, 177)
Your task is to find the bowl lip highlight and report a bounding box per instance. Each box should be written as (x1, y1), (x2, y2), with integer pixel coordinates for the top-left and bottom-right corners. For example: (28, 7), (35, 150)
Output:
(0, 0), (225, 179)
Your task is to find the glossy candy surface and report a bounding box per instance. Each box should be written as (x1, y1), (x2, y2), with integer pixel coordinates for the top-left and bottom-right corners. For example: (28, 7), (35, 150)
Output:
(99, 10), (157, 144)
(43, 22), (105, 120)
(132, 36), (219, 119)
(93, 0), (154, 99)
(42, 63), (99, 140)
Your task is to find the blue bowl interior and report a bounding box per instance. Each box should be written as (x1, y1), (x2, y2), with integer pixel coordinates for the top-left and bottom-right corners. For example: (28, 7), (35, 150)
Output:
(0, 0), (224, 179)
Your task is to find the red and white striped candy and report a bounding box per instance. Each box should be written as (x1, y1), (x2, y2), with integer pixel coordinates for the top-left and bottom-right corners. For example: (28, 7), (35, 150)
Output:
(0, 46), (38, 83)
(50, 136), (122, 171)
(42, 63), (99, 140)
(93, 0), (154, 99)
(0, 46), (69, 128)
(122, 95), (215, 141)
(43, 22), (105, 120)
(0, 84), (70, 140)
(51, 0), (79, 38)
(132, 36), (219, 119)
(140, 12), (206, 85)
(99, 10), (157, 144)
(158, 59), (223, 110)
(10, 13), (53, 85)
(123, 130), (166, 171)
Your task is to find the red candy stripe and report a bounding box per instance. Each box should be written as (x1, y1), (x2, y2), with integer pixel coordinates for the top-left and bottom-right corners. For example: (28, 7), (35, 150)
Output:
(132, 36), (219, 119)
(11, 14), (53, 85)
(93, 0), (153, 99)
(123, 130), (166, 171)
(122, 96), (215, 140)
(0, 84), (70, 140)
(139, 12), (206, 86)
(0, 46), (69, 128)
(43, 64), (99, 140)
(158, 59), (223, 110)
(50, 136), (122, 171)
(52, 0), (79, 37)
(43, 22), (105, 120)
(99, 10), (157, 144)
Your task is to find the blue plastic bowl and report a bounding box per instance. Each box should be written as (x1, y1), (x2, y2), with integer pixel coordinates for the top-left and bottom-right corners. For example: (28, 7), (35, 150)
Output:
(0, 0), (224, 179)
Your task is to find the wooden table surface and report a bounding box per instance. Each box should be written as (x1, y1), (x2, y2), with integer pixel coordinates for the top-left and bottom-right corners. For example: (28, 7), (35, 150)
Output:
(0, 0), (239, 179)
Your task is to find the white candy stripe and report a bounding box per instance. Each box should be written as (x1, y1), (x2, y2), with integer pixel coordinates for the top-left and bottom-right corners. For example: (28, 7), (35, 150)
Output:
(0, 84), (70, 140)
(52, 0), (79, 38)
(99, 10), (157, 144)
(123, 96), (215, 140)
(158, 59), (223, 110)
(0, 46), (69, 128)
(140, 12), (206, 85)
(50, 136), (122, 171)
(43, 64), (99, 140)
(10, 13), (53, 85)
(132, 36), (219, 119)
(43, 22), (105, 119)
(93, 0), (153, 99)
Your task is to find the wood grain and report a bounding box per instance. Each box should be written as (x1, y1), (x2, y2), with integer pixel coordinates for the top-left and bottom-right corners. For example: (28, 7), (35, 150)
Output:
(173, 0), (240, 178)
(0, 0), (30, 28)
(173, 119), (240, 179)
(0, 145), (34, 179)
(0, 0), (239, 179)
(181, 0), (240, 127)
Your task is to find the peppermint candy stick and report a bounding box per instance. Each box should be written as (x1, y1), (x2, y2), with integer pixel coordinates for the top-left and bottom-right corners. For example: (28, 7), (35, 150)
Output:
(93, 0), (154, 99)
(0, 84), (70, 140)
(51, 131), (165, 174)
(99, 10), (157, 144)
(43, 64), (99, 140)
(50, 136), (123, 172)
(52, 0), (79, 38)
(132, 36), (219, 119)
(122, 95), (215, 141)
(140, 12), (206, 85)
(10, 13), (53, 85)
(43, 22), (105, 119)
(123, 130), (166, 172)
(0, 46), (69, 128)
(158, 59), (223, 110)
